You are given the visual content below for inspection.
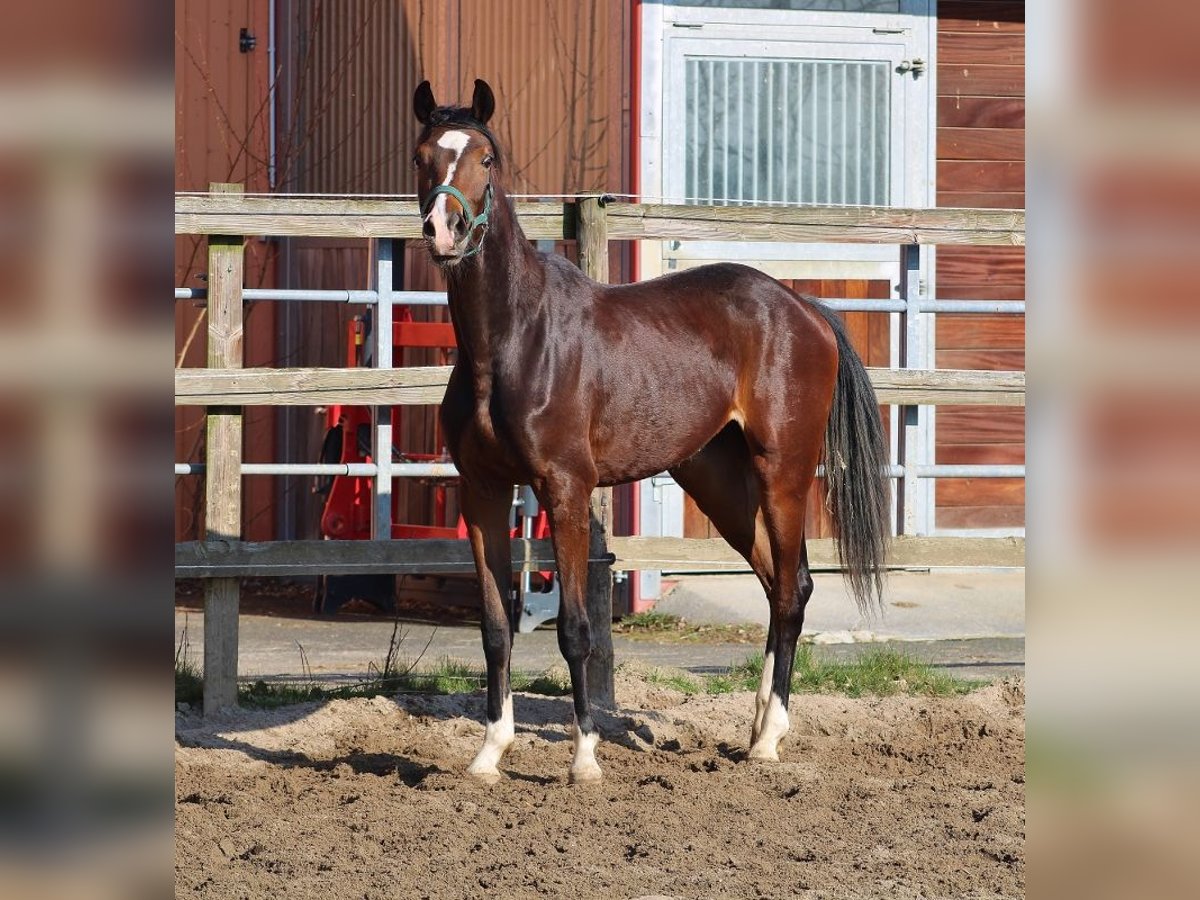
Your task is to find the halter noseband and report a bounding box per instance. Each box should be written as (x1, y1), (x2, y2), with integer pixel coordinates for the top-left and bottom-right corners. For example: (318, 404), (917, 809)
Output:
(421, 181), (494, 259)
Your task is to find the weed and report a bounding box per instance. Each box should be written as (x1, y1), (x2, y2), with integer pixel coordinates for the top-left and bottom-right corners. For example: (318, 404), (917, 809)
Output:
(175, 618), (203, 706)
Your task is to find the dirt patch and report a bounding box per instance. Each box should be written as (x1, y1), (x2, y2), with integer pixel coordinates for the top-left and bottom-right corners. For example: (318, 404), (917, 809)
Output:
(176, 675), (1024, 899)
(613, 616), (767, 645)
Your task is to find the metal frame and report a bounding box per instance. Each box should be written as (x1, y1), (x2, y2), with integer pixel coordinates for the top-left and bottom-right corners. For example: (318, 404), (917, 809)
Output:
(174, 240), (1025, 538)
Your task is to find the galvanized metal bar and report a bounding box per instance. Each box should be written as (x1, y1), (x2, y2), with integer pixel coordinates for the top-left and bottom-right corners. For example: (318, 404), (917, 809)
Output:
(174, 289), (1020, 316)
(918, 299), (1025, 314)
(897, 244), (924, 537)
(176, 462), (461, 477)
(648, 464), (1023, 483)
(175, 287), (451, 306)
(179, 461), (1026, 481)
(917, 465), (1025, 479)
(371, 239), (394, 541)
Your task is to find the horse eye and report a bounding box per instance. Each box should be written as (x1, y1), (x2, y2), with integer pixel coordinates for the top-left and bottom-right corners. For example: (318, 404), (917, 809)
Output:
(482, 155), (494, 169)
(411, 155), (420, 170)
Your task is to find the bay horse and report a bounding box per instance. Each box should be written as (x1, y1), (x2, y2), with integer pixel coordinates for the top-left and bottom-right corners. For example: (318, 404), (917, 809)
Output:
(412, 79), (890, 783)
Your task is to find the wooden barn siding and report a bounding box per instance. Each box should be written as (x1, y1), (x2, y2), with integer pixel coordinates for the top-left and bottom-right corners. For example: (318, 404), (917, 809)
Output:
(935, 0), (1026, 531)
(274, 0), (630, 540)
(175, 0), (277, 542)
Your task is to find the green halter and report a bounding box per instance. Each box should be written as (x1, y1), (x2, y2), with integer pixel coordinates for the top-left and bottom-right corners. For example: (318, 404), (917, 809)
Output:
(421, 181), (494, 258)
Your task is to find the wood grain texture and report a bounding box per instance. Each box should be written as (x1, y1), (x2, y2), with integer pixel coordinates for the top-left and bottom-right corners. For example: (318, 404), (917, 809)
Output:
(174, 534), (1025, 576)
(936, 506), (1026, 529)
(937, 315), (1025, 349)
(578, 197), (615, 703)
(939, 2), (1026, 33)
(937, 191), (1025, 210)
(938, 128), (1025, 161)
(936, 477), (1025, 507)
(938, 161), (1025, 193)
(937, 407), (1026, 444)
(177, 366), (1025, 408)
(604, 203), (1024, 246)
(939, 31), (1024, 66)
(938, 97), (1025, 129)
(176, 197), (576, 240)
(939, 64), (1025, 98)
(938, 247), (1026, 286)
(936, 442), (1025, 465)
(176, 196), (1025, 247)
(202, 183), (243, 717)
(934, 281), (1025, 301)
(936, 349), (1026, 371)
(176, 366), (453, 406)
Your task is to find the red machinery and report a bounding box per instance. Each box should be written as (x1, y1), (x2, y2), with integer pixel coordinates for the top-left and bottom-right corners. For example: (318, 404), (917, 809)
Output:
(314, 306), (555, 618)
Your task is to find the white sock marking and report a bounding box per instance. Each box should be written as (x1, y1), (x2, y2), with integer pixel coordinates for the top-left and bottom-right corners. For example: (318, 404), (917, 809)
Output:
(570, 715), (602, 782)
(467, 693), (513, 778)
(749, 693), (790, 760)
(753, 657), (772, 739)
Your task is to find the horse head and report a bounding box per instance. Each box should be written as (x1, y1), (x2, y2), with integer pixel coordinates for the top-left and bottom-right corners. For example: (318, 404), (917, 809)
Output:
(412, 78), (500, 264)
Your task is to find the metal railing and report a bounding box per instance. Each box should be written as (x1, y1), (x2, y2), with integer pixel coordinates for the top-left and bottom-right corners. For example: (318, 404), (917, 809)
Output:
(174, 187), (1026, 715)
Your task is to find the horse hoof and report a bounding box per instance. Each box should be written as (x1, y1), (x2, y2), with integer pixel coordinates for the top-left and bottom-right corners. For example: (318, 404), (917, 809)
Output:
(465, 765), (502, 785)
(747, 744), (780, 763)
(568, 765), (603, 785)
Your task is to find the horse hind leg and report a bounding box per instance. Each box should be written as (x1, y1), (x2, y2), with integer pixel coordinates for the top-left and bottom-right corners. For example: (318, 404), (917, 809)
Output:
(745, 455), (819, 762)
(668, 424), (779, 745)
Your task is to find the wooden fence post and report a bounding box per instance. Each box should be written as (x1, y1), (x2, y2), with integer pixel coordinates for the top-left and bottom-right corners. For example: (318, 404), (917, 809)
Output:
(577, 196), (615, 706)
(203, 183), (245, 715)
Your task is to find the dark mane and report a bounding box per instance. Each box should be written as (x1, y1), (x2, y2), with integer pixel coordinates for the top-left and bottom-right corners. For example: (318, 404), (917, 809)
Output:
(419, 106), (505, 170)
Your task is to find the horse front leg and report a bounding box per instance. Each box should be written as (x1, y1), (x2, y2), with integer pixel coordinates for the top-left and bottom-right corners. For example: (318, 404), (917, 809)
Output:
(541, 476), (603, 783)
(461, 481), (516, 783)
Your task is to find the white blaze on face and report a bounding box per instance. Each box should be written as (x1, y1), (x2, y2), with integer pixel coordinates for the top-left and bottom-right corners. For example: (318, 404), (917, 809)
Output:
(466, 693), (513, 780)
(427, 129), (471, 254)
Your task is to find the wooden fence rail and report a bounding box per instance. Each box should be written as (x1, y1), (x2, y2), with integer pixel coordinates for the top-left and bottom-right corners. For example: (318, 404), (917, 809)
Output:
(177, 535), (1026, 579)
(176, 195), (1024, 245)
(176, 187), (1025, 715)
(175, 365), (1025, 408)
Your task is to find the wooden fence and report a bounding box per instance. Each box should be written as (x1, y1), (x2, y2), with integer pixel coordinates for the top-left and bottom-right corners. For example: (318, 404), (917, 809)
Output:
(176, 186), (1025, 715)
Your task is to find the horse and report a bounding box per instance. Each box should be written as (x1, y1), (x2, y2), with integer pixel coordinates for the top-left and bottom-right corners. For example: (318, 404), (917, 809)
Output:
(411, 79), (890, 783)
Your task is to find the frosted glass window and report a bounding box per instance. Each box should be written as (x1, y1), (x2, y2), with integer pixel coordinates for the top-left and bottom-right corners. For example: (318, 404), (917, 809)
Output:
(684, 57), (891, 206)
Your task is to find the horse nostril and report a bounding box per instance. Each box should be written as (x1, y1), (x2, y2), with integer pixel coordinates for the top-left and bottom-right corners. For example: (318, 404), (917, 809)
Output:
(422, 218), (436, 239)
(450, 212), (468, 239)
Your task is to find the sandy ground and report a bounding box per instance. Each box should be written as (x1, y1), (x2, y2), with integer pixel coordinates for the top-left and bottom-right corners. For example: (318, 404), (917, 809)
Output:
(175, 674), (1025, 899)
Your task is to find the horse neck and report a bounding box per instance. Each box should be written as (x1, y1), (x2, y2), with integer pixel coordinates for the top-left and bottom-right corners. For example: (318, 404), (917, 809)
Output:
(444, 185), (542, 371)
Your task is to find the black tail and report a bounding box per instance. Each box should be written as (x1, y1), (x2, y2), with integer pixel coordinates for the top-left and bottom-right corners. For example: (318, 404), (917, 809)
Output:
(808, 301), (891, 615)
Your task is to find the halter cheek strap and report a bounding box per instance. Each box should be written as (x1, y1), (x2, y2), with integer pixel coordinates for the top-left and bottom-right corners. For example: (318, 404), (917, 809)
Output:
(421, 181), (494, 258)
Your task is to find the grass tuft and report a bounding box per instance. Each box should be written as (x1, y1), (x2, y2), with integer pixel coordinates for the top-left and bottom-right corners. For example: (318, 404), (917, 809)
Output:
(636, 646), (978, 700)
(614, 610), (766, 645)
(174, 611), (979, 711)
(175, 618), (203, 707)
(616, 610), (685, 632)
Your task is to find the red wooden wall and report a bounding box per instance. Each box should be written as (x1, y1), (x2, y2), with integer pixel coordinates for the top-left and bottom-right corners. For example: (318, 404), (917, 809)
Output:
(935, 1), (1025, 530)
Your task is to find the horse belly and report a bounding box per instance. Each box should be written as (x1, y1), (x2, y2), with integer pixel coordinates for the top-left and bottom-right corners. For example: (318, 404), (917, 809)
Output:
(591, 375), (735, 486)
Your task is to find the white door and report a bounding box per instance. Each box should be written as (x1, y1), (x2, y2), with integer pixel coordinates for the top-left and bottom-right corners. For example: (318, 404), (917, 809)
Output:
(635, 2), (937, 593)
(640, 0), (934, 281)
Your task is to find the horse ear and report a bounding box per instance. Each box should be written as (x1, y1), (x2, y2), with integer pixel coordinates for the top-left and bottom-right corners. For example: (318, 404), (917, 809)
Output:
(413, 80), (436, 125)
(471, 79), (495, 125)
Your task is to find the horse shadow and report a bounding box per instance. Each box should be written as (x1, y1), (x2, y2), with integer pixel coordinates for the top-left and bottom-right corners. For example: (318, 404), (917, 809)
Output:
(176, 691), (661, 782)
